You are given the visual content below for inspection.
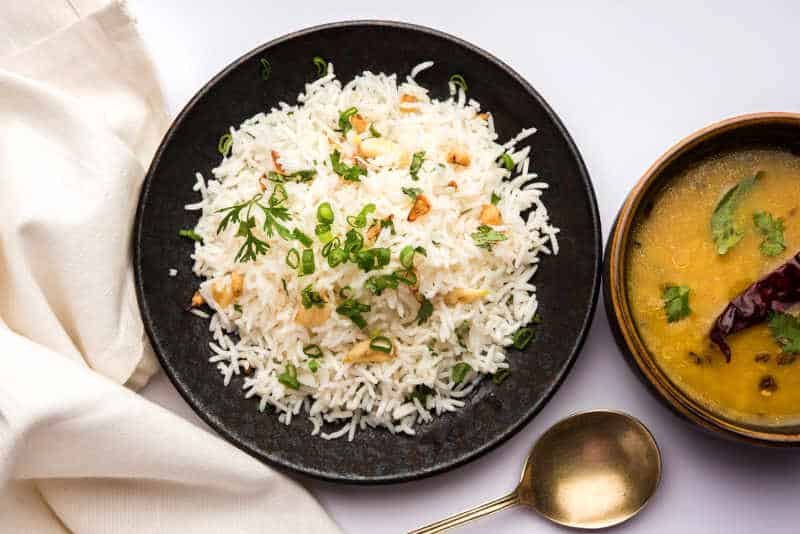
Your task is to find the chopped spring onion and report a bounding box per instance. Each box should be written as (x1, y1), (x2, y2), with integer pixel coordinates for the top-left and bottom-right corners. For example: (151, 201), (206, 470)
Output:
(301, 249), (315, 275)
(499, 152), (514, 171)
(452, 362), (472, 384)
(286, 248), (300, 269)
(402, 186), (422, 200)
(347, 203), (376, 228)
(354, 247), (391, 272)
(303, 344), (323, 358)
(178, 229), (203, 242)
(321, 236), (341, 257)
(369, 335), (393, 353)
(416, 296), (433, 325)
(336, 298), (371, 328)
(491, 192), (501, 205)
(259, 58), (271, 81)
(399, 245), (427, 269)
(393, 269), (417, 286)
(409, 151), (425, 180)
(381, 217), (396, 235)
(471, 225), (508, 250)
(327, 247), (348, 268)
(330, 150), (367, 182)
(369, 123), (381, 137)
(218, 133), (232, 156)
(292, 228), (312, 247)
(512, 327), (534, 349)
(315, 223), (334, 244)
(365, 274), (400, 296)
(233, 304), (242, 313)
(301, 285), (325, 309)
(278, 363), (300, 390)
(308, 360), (319, 373)
(339, 286), (353, 298)
(343, 229), (364, 258)
(449, 73), (468, 92)
(338, 107), (359, 134)
(492, 369), (511, 385)
(312, 56), (327, 77)
(317, 202), (334, 224)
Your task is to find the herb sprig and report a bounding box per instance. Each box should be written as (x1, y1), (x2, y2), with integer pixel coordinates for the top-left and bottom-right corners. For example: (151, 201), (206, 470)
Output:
(753, 211), (786, 257)
(216, 191), (292, 262)
(330, 150), (367, 182)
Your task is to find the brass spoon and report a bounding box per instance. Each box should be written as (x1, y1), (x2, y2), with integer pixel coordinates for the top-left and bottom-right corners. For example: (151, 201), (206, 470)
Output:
(409, 411), (661, 533)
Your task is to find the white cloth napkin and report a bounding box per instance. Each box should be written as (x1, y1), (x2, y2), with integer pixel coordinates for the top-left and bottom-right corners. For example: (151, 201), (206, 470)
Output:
(0, 2), (340, 532)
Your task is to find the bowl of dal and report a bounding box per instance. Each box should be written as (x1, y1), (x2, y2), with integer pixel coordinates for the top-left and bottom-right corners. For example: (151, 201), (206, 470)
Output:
(605, 112), (800, 445)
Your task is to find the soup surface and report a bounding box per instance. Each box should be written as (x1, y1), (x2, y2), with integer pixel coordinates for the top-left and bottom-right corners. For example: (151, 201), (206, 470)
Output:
(627, 149), (800, 425)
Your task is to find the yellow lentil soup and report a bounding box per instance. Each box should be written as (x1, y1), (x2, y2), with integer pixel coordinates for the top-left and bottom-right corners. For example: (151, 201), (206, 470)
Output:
(627, 149), (800, 426)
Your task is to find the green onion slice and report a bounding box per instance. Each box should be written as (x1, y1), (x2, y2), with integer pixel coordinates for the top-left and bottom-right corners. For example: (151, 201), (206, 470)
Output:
(303, 344), (323, 358)
(301, 249), (315, 275)
(218, 133), (232, 156)
(278, 363), (300, 390)
(449, 73), (468, 92)
(286, 248), (300, 269)
(347, 203), (376, 228)
(312, 56), (327, 77)
(338, 107), (359, 134)
(339, 286), (353, 298)
(317, 202), (334, 224)
(452, 362), (472, 384)
(492, 369), (511, 385)
(178, 229), (203, 242)
(327, 248), (348, 268)
(259, 58), (271, 81)
(499, 152), (514, 171)
(512, 327), (534, 349)
(321, 236), (341, 257)
(369, 336), (393, 353)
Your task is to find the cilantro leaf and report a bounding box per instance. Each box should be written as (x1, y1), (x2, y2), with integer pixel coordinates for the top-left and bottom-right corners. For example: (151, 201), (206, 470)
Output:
(216, 191), (293, 262)
(336, 298), (371, 328)
(662, 284), (691, 323)
(753, 211), (786, 257)
(769, 312), (800, 354)
(710, 172), (761, 254)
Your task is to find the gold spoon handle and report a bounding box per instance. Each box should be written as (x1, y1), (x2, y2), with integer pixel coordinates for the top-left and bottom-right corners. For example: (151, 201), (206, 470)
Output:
(407, 490), (520, 534)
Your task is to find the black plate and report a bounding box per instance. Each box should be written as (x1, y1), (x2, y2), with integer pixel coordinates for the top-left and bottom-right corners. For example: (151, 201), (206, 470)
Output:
(134, 21), (601, 483)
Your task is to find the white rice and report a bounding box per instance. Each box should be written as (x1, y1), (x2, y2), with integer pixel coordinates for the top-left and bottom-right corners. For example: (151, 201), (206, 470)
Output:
(186, 63), (559, 440)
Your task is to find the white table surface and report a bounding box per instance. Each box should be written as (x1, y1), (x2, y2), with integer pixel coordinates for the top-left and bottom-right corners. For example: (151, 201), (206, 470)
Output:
(130, 1), (800, 532)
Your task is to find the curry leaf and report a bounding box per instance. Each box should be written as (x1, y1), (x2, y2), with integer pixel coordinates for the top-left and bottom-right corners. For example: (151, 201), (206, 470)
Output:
(710, 172), (761, 254)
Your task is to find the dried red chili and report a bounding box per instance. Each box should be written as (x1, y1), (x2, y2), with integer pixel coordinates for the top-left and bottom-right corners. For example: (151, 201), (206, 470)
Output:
(710, 251), (800, 361)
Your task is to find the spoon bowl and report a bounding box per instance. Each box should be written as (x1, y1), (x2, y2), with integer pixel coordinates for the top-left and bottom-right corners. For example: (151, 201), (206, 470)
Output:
(410, 411), (661, 533)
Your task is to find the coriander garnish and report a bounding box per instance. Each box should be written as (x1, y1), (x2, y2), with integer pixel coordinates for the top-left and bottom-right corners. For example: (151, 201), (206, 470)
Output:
(753, 211), (786, 257)
(216, 192), (292, 262)
(711, 172), (762, 254)
(662, 284), (691, 323)
(768, 312), (800, 354)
